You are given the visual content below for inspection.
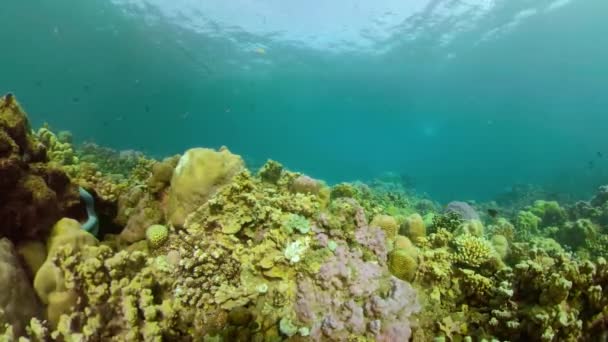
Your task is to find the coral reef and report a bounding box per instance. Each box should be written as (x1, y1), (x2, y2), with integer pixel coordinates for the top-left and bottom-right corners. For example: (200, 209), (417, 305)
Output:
(5, 96), (608, 342)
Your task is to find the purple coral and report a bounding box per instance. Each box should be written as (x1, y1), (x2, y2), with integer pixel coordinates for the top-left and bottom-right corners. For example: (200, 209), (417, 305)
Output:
(349, 200), (387, 263)
(354, 225), (387, 264)
(295, 244), (419, 340)
(291, 175), (323, 195)
(445, 201), (480, 221)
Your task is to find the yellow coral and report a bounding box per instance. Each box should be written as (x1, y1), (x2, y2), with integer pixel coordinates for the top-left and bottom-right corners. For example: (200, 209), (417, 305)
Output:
(37, 126), (78, 165)
(166, 147), (245, 226)
(491, 234), (509, 260)
(388, 248), (418, 282)
(452, 234), (492, 268)
(402, 213), (426, 243)
(33, 218), (97, 329)
(16, 241), (46, 276)
(455, 219), (484, 237)
(427, 228), (452, 248)
(145, 225), (169, 249)
(488, 218), (515, 242)
(416, 248), (453, 285)
(459, 269), (493, 297)
(371, 214), (399, 240)
(394, 235), (414, 250)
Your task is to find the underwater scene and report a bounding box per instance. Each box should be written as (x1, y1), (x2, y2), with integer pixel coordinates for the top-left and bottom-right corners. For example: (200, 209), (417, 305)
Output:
(2, 0), (608, 341)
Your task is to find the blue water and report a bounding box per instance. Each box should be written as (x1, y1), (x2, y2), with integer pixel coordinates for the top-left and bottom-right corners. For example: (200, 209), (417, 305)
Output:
(2, 0), (608, 202)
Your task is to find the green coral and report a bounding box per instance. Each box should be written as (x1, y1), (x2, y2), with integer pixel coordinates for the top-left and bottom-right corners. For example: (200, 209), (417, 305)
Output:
(530, 200), (567, 227)
(145, 224), (169, 248)
(432, 211), (463, 233)
(553, 219), (599, 253)
(259, 160), (284, 184)
(282, 213), (310, 234)
(516, 210), (542, 235)
(330, 183), (357, 199)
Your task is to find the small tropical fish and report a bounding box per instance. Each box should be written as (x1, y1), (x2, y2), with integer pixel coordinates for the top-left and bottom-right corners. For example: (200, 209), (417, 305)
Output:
(144, 105), (150, 113)
(487, 209), (499, 218)
(254, 47), (266, 55)
(597, 152), (603, 158)
(588, 161), (595, 169)
(72, 97), (80, 103)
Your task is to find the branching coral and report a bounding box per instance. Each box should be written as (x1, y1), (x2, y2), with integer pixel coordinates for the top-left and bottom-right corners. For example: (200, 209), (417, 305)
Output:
(451, 234), (493, 268)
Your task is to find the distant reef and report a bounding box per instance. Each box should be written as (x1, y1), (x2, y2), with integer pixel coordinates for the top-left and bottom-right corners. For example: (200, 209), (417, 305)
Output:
(2, 93), (608, 341)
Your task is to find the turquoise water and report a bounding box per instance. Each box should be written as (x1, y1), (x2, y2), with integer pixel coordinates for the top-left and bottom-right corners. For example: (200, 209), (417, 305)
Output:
(2, 0), (608, 202)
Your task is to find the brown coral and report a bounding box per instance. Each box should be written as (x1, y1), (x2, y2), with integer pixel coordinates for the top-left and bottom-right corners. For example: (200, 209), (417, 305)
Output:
(0, 238), (43, 336)
(0, 94), (80, 242)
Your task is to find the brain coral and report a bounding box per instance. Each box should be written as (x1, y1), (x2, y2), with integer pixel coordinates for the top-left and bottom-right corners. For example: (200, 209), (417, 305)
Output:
(389, 248), (419, 282)
(145, 224), (169, 248)
(402, 213), (426, 243)
(371, 214), (399, 241)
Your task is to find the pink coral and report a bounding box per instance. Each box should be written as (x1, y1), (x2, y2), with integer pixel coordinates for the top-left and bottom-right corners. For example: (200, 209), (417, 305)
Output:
(354, 225), (387, 264)
(291, 175), (323, 194)
(295, 243), (419, 340)
(346, 199), (388, 263)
